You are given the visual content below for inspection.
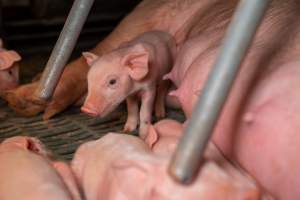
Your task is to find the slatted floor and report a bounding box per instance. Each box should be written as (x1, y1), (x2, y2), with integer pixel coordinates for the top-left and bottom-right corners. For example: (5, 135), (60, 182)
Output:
(0, 99), (185, 160)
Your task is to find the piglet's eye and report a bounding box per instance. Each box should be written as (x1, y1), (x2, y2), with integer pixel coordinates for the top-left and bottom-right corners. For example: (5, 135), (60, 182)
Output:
(109, 79), (117, 85)
(106, 75), (119, 89)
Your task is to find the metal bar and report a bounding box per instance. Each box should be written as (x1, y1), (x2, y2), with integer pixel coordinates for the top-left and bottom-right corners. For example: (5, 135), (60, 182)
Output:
(169, 0), (271, 184)
(35, 0), (95, 101)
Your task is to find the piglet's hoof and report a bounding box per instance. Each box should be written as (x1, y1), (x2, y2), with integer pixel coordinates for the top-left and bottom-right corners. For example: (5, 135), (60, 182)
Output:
(123, 122), (137, 134)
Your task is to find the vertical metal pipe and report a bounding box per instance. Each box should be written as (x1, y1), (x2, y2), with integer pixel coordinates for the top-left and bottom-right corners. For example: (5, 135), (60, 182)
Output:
(169, 0), (271, 184)
(35, 0), (95, 101)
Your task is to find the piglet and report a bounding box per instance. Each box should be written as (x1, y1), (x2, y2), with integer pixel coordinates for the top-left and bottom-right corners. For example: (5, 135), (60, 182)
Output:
(72, 133), (267, 200)
(0, 136), (81, 200)
(81, 31), (176, 137)
(0, 39), (21, 92)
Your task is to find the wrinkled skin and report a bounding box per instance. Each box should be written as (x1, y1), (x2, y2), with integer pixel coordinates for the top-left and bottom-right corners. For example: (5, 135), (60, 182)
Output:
(164, 1), (300, 199)
(4, 0), (220, 119)
(0, 136), (81, 200)
(0, 39), (21, 92)
(72, 133), (266, 200)
(81, 31), (176, 137)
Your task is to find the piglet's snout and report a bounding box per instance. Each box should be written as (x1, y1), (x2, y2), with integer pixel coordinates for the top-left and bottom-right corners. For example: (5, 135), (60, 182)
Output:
(81, 94), (107, 117)
(81, 104), (99, 117)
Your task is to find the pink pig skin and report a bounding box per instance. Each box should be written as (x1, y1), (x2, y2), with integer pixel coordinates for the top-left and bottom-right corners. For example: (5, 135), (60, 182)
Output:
(144, 119), (183, 156)
(0, 39), (21, 92)
(143, 120), (275, 199)
(163, 34), (216, 88)
(0, 136), (81, 200)
(72, 133), (266, 200)
(165, 1), (300, 199)
(81, 31), (176, 137)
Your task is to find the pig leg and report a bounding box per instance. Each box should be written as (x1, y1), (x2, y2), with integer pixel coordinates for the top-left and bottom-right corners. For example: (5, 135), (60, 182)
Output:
(154, 80), (170, 119)
(53, 161), (82, 200)
(123, 94), (139, 133)
(43, 101), (67, 120)
(139, 89), (155, 138)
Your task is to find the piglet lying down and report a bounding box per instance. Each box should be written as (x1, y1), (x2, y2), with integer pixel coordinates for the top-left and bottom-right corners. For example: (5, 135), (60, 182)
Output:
(0, 136), (81, 200)
(72, 127), (269, 200)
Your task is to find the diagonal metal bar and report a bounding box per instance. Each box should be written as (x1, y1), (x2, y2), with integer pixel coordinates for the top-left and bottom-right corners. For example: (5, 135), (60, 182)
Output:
(35, 0), (95, 101)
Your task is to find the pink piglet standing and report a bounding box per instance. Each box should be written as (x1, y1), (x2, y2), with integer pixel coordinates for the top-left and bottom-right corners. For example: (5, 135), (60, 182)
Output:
(0, 39), (21, 92)
(81, 31), (176, 137)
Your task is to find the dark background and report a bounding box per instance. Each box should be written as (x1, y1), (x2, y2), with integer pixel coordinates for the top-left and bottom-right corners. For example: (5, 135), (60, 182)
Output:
(0, 0), (141, 82)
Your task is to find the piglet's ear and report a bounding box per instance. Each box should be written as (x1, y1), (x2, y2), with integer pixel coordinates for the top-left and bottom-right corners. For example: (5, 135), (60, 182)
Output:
(144, 125), (159, 149)
(0, 50), (21, 70)
(52, 162), (82, 200)
(1, 136), (29, 149)
(82, 52), (99, 66)
(1, 136), (50, 157)
(122, 44), (149, 81)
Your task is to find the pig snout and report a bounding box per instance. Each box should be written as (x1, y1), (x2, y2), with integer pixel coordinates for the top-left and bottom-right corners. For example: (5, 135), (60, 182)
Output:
(81, 99), (107, 117)
(81, 94), (114, 117)
(81, 104), (99, 117)
(81, 94), (104, 117)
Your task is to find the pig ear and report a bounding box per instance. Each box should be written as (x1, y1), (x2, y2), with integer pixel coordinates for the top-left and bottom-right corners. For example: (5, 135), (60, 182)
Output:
(1, 136), (50, 157)
(52, 162), (82, 200)
(26, 137), (50, 156)
(122, 44), (149, 81)
(1, 136), (30, 149)
(82, 51), (99, 66)
(144, 125), (159, 148)
(0, 50), (21, 70)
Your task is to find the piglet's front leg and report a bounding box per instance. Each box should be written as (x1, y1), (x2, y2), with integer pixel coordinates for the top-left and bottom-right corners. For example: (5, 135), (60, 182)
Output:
(139, 88), (156, 139)
(123, 94), (139, 133)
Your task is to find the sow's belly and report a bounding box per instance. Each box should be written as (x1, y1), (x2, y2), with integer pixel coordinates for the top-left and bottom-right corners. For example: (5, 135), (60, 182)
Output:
(212, 62), (300, 200)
